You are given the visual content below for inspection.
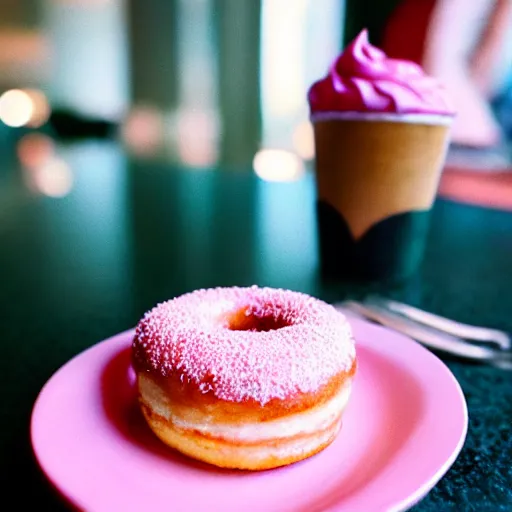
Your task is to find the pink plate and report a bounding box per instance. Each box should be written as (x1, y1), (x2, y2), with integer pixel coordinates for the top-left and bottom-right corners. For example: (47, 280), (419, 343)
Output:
(31, 318), (467, 512)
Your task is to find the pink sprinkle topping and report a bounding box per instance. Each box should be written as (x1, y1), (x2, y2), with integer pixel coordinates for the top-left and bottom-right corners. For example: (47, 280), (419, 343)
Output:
(132, 286), (355, 405)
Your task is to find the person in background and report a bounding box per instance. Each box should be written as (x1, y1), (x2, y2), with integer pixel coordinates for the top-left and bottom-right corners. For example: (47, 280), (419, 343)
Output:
(382, 0), (512, 152)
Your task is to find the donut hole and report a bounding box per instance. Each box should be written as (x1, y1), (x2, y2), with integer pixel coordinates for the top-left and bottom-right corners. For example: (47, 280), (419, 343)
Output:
(226, 306), (292, 332)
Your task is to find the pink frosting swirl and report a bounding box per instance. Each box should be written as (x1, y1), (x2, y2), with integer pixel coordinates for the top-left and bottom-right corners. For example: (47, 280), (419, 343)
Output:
(308, 30), (455, 116)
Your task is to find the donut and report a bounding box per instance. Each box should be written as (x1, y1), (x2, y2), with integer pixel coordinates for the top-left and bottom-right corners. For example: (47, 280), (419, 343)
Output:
(132, 286), (357, 470)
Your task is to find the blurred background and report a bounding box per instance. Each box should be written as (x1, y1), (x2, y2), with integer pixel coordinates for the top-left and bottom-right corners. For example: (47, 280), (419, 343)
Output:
(0, 0), (511, 196)
(0, 0), (345, 186)
(3, 4), (511, 510)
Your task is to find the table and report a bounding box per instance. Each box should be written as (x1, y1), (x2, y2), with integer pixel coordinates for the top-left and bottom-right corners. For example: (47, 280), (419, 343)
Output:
(1, 139), (511, 511)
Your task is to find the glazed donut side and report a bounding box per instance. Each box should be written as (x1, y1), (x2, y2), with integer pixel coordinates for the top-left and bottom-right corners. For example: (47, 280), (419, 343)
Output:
(136, 368), (355, 469)
(132, 286), (356, 469)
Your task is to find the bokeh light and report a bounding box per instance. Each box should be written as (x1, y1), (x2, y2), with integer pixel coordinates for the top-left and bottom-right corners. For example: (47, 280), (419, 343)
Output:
(24, 89), (51, 128)
(0, 89), (51, 128)
(0, 89), (34, 127)
(175, 108), (219, 167)
(121, 106), (164, 156)
(293, 121), (315, 160)
(17, 133), (55, 169)
(253, 149), (305, 182)
(31, 158), (74, 198)
(17, 133), (73, 198)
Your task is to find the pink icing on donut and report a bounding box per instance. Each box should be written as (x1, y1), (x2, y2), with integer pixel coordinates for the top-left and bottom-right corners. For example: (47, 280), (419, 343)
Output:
(132, 286), (355, 405)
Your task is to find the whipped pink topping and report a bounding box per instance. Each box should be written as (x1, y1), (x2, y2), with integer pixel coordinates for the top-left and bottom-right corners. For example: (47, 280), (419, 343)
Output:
(308, 30), (454, 116)
(132, 286), (355, 405)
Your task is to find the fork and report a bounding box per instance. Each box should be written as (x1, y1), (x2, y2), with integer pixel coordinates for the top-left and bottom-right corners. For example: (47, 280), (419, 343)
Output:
(337, 299), (512, 370)
(367, 296), (511, 350)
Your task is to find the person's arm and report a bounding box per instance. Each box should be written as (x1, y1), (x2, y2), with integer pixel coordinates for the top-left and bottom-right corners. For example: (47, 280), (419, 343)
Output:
(421, 0), (503, 147)
(469, 0), (512, 96)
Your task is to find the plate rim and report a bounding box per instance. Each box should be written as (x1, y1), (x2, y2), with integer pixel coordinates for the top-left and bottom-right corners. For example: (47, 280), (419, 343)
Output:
(31, 320), (468, 512)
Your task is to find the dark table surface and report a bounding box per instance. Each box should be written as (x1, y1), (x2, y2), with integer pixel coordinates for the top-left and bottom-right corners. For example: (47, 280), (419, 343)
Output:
(1, 138), (511, 511)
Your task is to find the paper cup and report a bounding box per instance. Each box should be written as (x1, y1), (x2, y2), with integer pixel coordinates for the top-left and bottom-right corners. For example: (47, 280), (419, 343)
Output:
(312, 112), (452, 281)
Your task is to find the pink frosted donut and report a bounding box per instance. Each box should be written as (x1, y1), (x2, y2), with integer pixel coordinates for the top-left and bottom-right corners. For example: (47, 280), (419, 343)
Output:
(132, 286), (357, 470)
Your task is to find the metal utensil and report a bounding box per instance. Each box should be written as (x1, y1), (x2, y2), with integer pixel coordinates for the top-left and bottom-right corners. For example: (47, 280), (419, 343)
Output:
(366, 296), (511, 350)
(338, 300), (512, 370)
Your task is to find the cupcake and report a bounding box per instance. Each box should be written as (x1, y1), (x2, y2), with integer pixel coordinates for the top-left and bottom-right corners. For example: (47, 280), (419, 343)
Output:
(308, 29), (455, 281)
